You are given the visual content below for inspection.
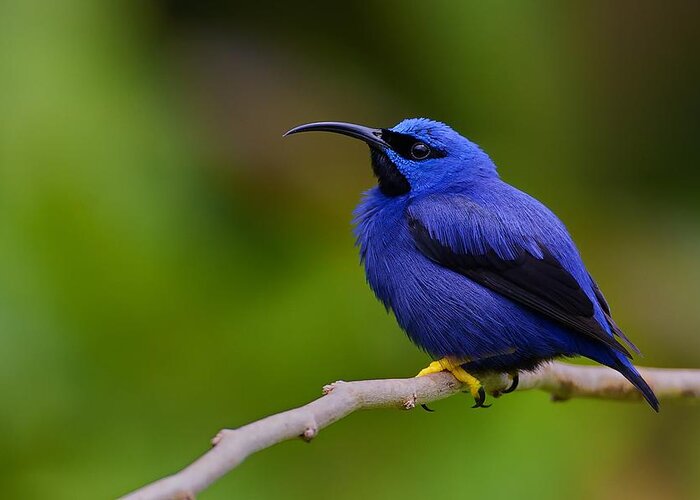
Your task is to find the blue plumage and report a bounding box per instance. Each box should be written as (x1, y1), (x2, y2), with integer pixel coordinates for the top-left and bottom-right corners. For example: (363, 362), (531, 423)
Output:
(286, 118), (659, 411)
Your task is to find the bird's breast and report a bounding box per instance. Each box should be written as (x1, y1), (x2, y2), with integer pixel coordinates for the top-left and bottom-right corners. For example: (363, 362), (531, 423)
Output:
(353, 193), (414, 309)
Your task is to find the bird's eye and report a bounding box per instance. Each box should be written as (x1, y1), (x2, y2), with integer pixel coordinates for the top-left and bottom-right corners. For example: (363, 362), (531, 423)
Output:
(410, 142), (430, 160)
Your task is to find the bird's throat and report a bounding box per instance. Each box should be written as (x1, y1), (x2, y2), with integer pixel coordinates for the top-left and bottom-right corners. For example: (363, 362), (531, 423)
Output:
(369, 148), (410, 197)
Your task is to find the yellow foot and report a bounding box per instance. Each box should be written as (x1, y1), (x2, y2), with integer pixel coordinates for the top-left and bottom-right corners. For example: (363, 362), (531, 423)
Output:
(416, 357), (489, 408)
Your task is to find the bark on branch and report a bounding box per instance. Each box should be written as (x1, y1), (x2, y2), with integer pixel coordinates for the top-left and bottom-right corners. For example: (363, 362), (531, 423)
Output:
(121, 362), (700, 500)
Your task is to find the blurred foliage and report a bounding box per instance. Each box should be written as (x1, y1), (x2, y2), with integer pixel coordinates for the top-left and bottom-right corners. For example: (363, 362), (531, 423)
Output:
(0, 1), (699, 498)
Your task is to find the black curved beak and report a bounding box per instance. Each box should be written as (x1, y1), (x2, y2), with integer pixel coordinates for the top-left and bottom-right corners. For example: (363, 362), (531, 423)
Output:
(283, 121), (389, 149)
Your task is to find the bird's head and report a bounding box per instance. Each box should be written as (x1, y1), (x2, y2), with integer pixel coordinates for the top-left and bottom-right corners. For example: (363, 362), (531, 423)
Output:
(285, 118), (496, 197)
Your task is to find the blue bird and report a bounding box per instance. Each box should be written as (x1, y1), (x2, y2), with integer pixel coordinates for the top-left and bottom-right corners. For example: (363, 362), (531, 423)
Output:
(285, 118), (659, 411)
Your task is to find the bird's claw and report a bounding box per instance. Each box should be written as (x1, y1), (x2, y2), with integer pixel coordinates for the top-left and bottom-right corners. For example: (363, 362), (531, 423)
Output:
(501, 372), (519, 393)
(471, 387), (491, 408)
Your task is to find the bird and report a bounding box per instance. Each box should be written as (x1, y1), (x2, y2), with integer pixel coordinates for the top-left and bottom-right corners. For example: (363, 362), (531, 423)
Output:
(284, 118), (659, 411)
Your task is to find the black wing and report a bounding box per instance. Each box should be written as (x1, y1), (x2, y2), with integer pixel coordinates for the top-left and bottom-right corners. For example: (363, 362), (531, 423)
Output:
(407, 212), (631, 358)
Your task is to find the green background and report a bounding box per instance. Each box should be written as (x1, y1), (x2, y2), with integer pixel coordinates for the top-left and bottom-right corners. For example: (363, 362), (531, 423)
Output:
(1, 1), (699, 499)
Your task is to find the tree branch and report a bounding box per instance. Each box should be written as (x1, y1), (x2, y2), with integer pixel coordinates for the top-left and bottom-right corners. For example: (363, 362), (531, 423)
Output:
(121, 362), (700, 500)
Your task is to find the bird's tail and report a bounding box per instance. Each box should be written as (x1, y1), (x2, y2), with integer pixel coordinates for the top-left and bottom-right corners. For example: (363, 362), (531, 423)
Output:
(590, 350), (659, 412)
(611, 354), (659, 412)
(578, 340), (659, 411)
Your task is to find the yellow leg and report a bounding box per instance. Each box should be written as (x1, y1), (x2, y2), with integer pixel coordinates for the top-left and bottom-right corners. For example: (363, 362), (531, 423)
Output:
(416, 357), (483, 399)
